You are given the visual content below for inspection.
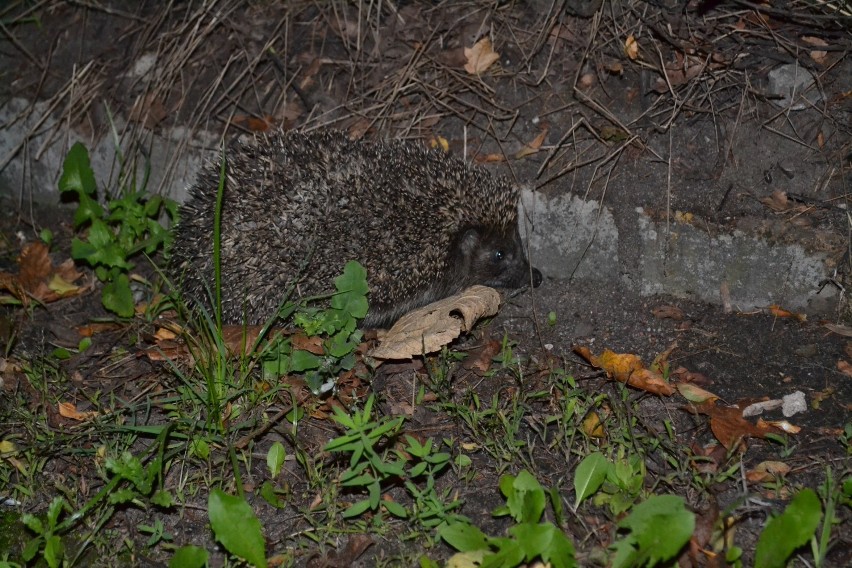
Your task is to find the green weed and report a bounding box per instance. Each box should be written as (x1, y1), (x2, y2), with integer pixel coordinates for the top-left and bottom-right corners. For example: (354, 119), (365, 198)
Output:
(59, 142), (177, 317)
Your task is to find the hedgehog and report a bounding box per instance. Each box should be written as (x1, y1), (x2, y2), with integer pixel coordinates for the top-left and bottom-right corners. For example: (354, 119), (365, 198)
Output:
(168, 130), (542, 328)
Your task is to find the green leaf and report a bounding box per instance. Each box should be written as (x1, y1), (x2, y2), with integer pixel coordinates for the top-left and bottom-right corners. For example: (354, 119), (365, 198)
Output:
(509, 523), (576, 568)
(500, 470), (546, 524)
(342, 498), (372, 519)
(438, 521), (491, 552)
(754, 489), (822, 568)
(611, 494), (695, 568)
(59, 143), (97, 199)
(22, 513), (44, 536)
(208, 489), (267, 568)
(258, 481), (286, 509)
(573, 452), (609, 508)
(168, 545), (209, 568)
(102, 273), (135, 317)
(266, 442), (286, 478)
(43, 534), (63, 568)
(151, 490), (174, 508)
(383, 499), (408, 518)
(22, 536), (43, 562)
(290, 350), (322, 372)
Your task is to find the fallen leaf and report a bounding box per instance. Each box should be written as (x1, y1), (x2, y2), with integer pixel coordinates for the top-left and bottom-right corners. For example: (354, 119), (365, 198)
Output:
(624, 34), (638, 60)
(742, 398), (783, 417)
(461, 339), (501, 373)
(837, 360), (852, 378)
(652, 305), (684, 320)
(574, 346), (675, 396)
(18, 242), (52, 292)
(760, 190), (790, 212)
(370, 286), (501, 360)
(58, 401), (99, 421)
(801, 36), (828, 65)
(746, 461), (791, 483)
(464, 37), (500, 75)
(514, 128), (549, 159)
(128, 92), (168, 129)
(687, 401), (785, 451)
(766, 305), (806, 322)
(583, 411), (606, 438)
(473, 152), (505, 163)
(677, 383), (719, 404)
(231, 114), (275, 132)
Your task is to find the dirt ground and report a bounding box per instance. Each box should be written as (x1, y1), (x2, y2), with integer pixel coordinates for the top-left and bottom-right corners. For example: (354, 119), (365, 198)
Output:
(1, 1), (851, 567)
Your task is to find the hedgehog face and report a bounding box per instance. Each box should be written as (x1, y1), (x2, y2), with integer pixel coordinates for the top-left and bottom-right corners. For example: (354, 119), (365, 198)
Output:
(454, 228), (542, 290)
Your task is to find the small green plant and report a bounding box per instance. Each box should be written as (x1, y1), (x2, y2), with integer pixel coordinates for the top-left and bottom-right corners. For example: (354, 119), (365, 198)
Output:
(438, 470), (576, 567)
(261, 260), (369, 394)
(59, 142), (178, 317)
(21, 497), (68, 568)
(608, 494), (695, 568)
(18, 429), (174, 566)
(322, 395), (464, 532)
(324, 395), (407, 518)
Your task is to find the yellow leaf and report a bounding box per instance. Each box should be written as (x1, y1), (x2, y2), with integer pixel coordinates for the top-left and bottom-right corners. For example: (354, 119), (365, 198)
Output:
(47, 273), (80, 296)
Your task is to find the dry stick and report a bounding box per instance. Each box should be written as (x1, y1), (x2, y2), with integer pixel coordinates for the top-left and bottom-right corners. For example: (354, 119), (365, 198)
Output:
(716, 78), (748, 179)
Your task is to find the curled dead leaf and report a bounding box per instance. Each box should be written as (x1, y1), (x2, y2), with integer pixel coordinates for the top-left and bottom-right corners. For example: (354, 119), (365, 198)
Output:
(58, 401), (100, 421)
(370, 285), (501, 360)
(574, 346), (675, 396)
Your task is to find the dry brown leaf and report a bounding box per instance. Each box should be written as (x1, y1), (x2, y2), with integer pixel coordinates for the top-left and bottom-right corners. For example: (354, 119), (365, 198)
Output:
(292, 332), (324, 355)
(514, 128), (549, 159)
(760, 190), (790, 212)
(747, 461), (791, 483)
(220, 325), (267, 356)
(652, 305), (684, 320)
(18, 242), (52, 292)
(801, 36), (828, 65)
(370, 285), (501, 360)
(838, 360), (852, 378)
(461, 339), (501, 374)
(232, 114), (275, 132)
(624, 35), (638, 60)
(464, 37), (500, 75)
(689, 401), (785, 451)
(473, 152), (505, 163)
(58, 401), (99, 421)
(574, 346), (675, 396)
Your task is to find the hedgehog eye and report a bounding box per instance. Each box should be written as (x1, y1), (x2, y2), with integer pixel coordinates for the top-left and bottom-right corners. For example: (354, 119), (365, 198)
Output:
(493, 250), (505, 263)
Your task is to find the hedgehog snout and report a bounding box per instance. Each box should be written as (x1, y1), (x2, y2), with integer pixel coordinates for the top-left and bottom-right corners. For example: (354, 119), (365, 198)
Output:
(531, 267), (543, 288)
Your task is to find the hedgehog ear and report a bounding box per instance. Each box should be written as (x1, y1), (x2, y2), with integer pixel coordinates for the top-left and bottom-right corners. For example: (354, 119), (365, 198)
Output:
(459, 228), (481, 257)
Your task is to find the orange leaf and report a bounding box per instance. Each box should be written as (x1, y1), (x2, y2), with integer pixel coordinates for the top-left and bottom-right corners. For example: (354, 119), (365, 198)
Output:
(58, 402), (99, 421)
